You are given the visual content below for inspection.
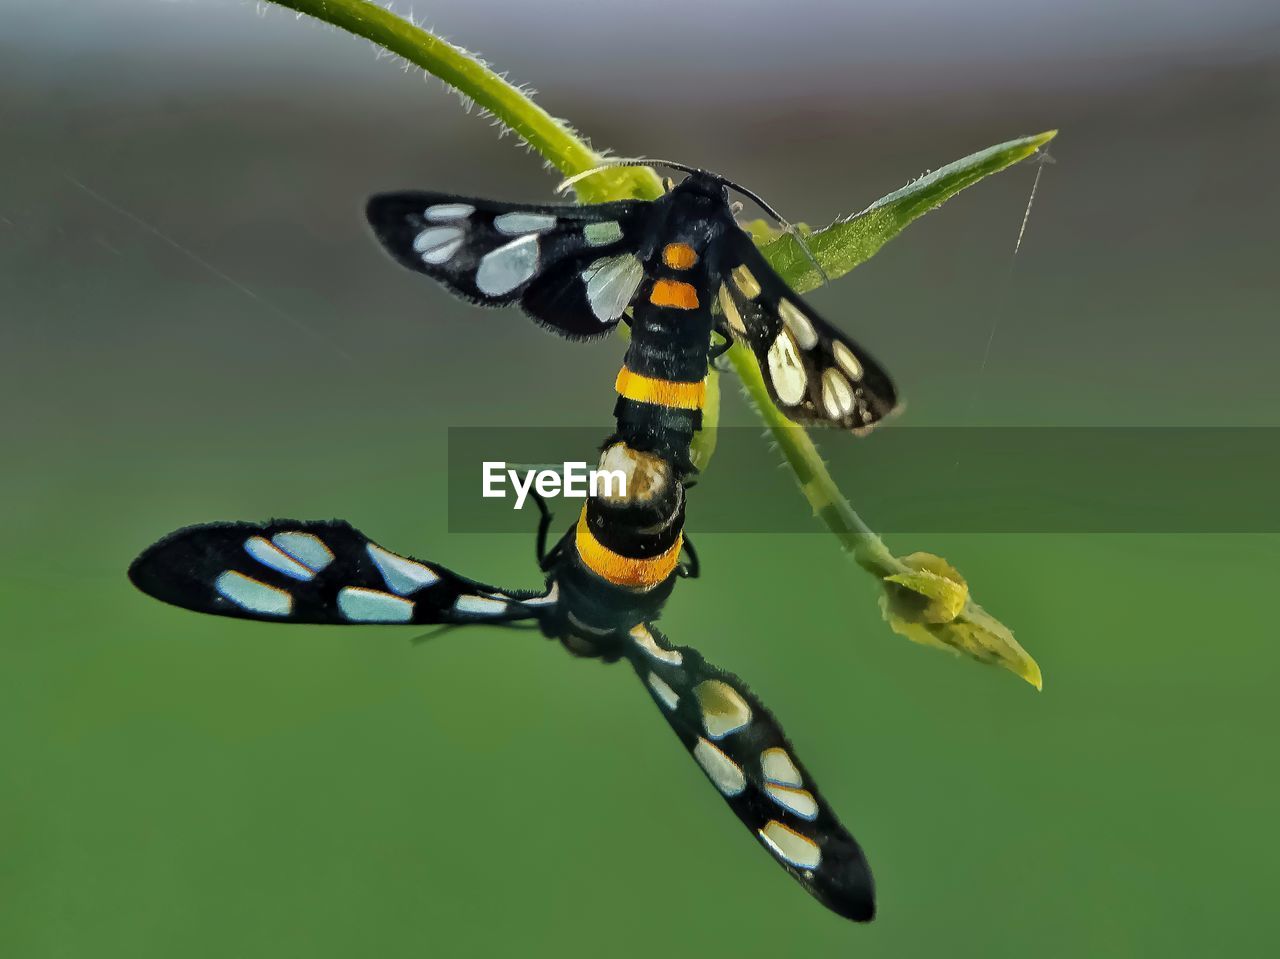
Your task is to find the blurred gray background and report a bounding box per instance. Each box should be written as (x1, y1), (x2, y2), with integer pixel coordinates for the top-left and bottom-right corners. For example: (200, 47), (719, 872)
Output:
(6, 0), (1279, 433)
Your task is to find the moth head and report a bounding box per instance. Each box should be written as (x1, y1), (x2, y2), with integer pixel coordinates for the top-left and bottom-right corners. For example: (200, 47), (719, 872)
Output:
(676, 170), (732, 205)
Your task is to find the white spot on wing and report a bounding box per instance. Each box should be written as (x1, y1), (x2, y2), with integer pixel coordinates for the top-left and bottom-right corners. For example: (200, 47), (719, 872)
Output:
(647, 672), (679, 710)
(424, 203), (474, 222)
(584, 221), (623, 247)
(337, 586), (414, 623)
(629, 623), (682, 665)
(778, 299), (817, 350)
(764, 783), (819, 821)
(244, 537), (313, 581)
(271, 532), (333, 572)
(832, 341), (864, 382)
(566, 610), (613, 636)
(694, 680), (752, 739)
(581, 254), (643, 323)
(759, 820), (821, 869)
(767, 330), (807, 406)
(717, 283), (747, 334)
(821, 368), (856, 419)
(761, 747), (803, 787)
(453, 594), (509, 616)
(518, 584), (559, 608)
(215, 571), (292, 617)
(731, 264), (761, 299)
(414, 226), (465, 265)
(365, 542), (439, 596)
(476, 235), (540, 296)
(493, 212), (557, 235)
(693, 737), (746, 797)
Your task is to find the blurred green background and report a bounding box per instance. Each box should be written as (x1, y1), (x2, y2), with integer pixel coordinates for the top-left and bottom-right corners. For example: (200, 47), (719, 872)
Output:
(3, 1), (1279, 955)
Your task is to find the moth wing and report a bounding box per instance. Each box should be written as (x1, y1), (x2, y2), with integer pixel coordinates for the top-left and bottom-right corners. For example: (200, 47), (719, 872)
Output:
(624, 622), (876, 921)
(366, 192), (651, 340)
(715, 231), (899, 432)
(129, 519), (554, 626)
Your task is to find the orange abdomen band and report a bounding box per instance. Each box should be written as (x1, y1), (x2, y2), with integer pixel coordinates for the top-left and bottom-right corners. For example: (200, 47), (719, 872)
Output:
(575, 508), (682, 589)
(649, 278), (700, 310)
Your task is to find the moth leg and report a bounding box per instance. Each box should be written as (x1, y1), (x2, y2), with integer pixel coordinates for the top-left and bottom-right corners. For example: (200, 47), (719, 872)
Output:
(411, 618), (542, 646)
(677, 535), (701, 579)
(707, 334), (733, 363)
(529, 488), (556, 567)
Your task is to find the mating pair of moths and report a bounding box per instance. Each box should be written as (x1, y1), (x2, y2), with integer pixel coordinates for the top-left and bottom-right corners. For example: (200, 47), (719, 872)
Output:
(129, 167), (899, 922)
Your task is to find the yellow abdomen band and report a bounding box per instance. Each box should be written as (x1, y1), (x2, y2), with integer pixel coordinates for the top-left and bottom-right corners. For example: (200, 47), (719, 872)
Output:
(614, 367), (706, 410)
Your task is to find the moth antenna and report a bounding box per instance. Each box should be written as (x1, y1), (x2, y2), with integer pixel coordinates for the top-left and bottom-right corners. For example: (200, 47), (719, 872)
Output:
(723, 180), (830, 287)
(790, 224), (829, 286)
(559, 158), (828, 283)
(409, 619), (542, 646)
(555, 157), (706, 195)
(555, 164), (622, 194)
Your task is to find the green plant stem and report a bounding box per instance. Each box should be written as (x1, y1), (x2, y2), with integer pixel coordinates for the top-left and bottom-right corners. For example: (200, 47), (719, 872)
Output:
(269, 0), (662, 203)
(725, 343), (905, 577)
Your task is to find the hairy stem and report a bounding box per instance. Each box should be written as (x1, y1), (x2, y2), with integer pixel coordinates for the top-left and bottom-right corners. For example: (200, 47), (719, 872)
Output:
(725, 343), (905, 577)
(269, 0), (662, 203)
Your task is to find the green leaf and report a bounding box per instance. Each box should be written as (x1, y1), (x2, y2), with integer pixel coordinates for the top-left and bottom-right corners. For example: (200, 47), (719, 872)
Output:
(881, 595), (1044, 691)
(880, 552), (1042, 690)
(759, 131), (1057, 292)
(883, 552), (970, 625)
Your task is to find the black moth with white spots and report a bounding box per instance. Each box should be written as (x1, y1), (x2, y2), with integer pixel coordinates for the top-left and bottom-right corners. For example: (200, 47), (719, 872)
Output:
(129, 517), (876, 922)
(366, 172), (899, 433)
(127, 520), (549, 626)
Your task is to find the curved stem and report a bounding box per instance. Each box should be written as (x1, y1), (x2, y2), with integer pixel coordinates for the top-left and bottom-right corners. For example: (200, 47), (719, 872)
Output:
(725, 344), (905, 577)
(269, 0), (662, 203)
